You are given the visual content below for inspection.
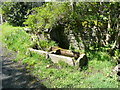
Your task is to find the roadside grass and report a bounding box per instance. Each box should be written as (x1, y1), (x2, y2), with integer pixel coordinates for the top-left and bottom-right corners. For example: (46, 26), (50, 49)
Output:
(1, 23), (30, 61)
(1, 23), (118, 88)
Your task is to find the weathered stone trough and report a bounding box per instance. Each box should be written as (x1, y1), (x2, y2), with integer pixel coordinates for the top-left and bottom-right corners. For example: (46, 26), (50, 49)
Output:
(28, 48), (88, 68)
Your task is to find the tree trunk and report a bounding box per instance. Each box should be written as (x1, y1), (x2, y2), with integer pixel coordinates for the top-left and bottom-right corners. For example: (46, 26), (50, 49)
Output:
(111, 14), (120, 50)
(0, 14), (3, 24)
(70, 0), (76, 12)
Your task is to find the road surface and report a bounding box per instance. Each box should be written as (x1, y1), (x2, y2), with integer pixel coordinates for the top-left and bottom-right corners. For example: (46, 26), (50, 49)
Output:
(0, 43), (47, 89)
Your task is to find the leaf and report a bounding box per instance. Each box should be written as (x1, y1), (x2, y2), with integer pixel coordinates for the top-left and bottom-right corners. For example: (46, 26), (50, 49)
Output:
(100, 15), (104, 18)
(88, 8), (92, 11)
(103, 17), (108, 20)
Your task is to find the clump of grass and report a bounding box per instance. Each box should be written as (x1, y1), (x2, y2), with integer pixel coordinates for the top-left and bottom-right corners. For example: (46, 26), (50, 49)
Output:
(87, 50), (112, 61)
(36, 40), (57, 51)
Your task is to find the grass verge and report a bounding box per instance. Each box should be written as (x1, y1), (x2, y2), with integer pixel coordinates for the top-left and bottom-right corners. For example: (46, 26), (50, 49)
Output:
(1, 23), (118, 88)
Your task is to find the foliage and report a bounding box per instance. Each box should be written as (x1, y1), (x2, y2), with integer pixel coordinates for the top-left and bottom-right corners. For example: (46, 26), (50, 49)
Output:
(113, 49), (120, 62)
(37, 40), (57, 51)
(30, 34), (57, 51)
(24, 2), (69, 49)
(75, 2), (119, 50)
(1, 2), (43, 26)
(24, 2), (71, 34)
(24, 2), (120, 52)
(87, 51), (111, 61)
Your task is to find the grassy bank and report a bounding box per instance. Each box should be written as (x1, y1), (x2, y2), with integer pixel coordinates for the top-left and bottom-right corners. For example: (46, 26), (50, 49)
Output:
(1, 23), (118, 88)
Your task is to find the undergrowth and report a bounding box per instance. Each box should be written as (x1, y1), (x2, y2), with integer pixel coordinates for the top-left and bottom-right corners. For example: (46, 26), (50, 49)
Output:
(1, 23), (30, 61)
(1, 23), (118, 88)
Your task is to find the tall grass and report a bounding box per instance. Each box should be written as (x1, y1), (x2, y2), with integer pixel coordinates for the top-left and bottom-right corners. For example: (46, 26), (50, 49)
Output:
(1, 23), (30, 61)
(1, 23), (118, 88)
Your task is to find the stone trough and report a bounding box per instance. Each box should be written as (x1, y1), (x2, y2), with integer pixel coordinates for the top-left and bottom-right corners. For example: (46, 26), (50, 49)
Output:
(28, 48), (88, 68)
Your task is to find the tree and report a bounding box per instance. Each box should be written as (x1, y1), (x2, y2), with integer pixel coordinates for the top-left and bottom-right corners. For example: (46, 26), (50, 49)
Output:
(24, 2), (120, 53)
(1, 2), (44, 26)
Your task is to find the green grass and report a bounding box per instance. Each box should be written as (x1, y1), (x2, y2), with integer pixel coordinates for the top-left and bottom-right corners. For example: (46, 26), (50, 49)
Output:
(31, 58), (117, 88)
(1, 23), (30, 61)
(1, 23), (118, 88)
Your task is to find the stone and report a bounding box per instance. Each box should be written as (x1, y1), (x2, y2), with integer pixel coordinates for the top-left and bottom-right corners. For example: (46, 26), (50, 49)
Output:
(28, 48), (88, 68)
(113, 64), (120, 72)
(76, 54), (88, 69)
(28, 48), (47, 57)
(48, 54), (75, 66)
(28, 48), (75, 66)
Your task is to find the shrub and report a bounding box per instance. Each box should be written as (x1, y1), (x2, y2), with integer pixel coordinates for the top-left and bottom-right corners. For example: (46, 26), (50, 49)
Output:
(37, 40), (57, 51)
(24, 2), (71, 34)
(1, 2), (44, 26)
(30, 35), (57, 51)
(87, 51), (112, 61)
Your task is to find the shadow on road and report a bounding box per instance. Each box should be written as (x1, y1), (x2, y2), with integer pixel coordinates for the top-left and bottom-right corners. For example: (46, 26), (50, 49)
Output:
(1, 48), (47, 89)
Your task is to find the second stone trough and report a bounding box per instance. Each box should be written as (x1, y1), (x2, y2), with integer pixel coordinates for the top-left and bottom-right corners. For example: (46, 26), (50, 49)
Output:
(28, 48), (88, 68)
